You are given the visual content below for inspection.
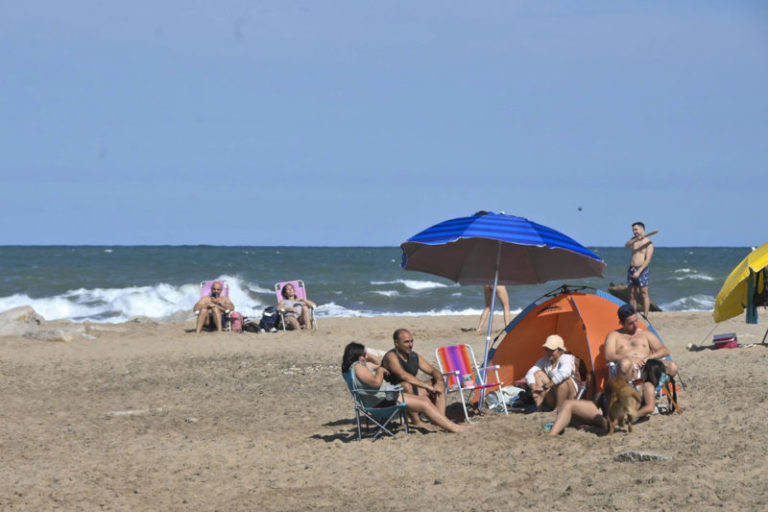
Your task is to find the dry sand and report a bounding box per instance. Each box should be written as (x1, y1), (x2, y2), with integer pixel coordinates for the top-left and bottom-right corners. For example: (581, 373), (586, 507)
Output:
(2, 312), (768, 511)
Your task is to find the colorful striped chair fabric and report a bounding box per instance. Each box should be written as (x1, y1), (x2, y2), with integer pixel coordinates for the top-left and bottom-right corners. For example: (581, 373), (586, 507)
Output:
(435, 344), (508, 423)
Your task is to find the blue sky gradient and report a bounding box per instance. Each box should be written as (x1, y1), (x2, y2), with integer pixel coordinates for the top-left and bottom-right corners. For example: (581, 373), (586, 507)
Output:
(2, 1), (766, 246)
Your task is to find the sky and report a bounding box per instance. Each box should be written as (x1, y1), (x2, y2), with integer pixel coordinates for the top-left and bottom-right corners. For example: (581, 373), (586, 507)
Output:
(1, 1), (766, 247)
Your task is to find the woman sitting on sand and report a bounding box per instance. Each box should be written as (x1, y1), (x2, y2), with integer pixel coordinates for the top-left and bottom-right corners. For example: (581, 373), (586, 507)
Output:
(341, 342), (473, 433)
(547, 358), (665, 436)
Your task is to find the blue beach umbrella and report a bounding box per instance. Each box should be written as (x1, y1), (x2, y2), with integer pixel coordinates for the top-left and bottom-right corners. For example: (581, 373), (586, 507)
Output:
(400, 211), (606, 376)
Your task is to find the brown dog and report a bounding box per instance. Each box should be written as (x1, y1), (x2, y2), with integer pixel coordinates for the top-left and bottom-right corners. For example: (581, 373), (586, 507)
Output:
(601, 378), (642, 434)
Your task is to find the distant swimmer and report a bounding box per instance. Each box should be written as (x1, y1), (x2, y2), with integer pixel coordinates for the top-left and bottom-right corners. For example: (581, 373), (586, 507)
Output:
(624, 222), (655, 317)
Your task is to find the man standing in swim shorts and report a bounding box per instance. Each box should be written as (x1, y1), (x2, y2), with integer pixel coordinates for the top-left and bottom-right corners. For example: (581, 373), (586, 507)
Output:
(625, 221), (654, 317)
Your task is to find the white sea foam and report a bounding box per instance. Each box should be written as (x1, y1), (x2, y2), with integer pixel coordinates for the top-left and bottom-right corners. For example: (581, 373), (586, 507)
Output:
(660, 295), (716, 311)
(246, 282), (275, 295)
(0, 275), (268, 323)
(372, 290), (399, 297)
(370, 279), (449, 290)
(314, 304), (521, 319)
(672, 273), (715, 281)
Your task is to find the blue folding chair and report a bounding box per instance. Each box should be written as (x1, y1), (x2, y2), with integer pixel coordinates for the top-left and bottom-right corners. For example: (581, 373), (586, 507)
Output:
(342, 370), (409, 441)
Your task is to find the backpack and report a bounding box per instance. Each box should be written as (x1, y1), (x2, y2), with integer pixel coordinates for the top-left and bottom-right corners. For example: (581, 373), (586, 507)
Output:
(259, 306), (280, 332)
(242, 316), (261, 333)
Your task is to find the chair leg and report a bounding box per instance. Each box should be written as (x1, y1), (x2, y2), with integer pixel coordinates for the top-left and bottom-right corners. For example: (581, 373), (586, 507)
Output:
(458, 390), (472, 424)
(354, 409), (363, 441)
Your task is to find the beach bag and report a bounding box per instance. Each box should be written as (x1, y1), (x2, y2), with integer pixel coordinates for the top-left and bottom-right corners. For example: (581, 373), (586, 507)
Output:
(242, 317), (261, 332)
(228, 311), (243, 333)
(259, 306), (280, 332)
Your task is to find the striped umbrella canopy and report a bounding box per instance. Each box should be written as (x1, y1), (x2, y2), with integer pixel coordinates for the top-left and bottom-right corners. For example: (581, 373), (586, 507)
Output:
(401, 211), (606, 383)
(401, 211), (605, 286)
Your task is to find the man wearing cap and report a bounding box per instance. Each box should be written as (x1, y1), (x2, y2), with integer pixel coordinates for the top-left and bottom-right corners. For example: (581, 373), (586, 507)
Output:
(605, 304), (678, 382)
(524, 334), (582, 412)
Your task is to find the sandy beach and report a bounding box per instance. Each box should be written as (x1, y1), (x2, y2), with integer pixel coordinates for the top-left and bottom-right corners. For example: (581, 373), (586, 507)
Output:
(2, 311), (768, 511)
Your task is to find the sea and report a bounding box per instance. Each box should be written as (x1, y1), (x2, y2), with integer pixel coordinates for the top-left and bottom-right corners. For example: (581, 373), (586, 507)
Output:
(0, 246), (749, 323)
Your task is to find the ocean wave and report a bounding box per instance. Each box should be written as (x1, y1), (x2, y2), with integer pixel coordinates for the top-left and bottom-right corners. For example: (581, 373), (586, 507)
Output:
(0, 275), (268, 323)
(314, 303), (521, 318)
(372, 290), (399, 297)
(659, 295), (715, 312)
(370, 279), (450, 290)
(246, 282), (275, 295)
(672, 272), (715, 281)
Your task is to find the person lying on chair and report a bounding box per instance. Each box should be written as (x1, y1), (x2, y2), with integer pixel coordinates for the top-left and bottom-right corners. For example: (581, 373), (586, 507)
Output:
(193, 281), (234, 334)
(605, 304), (678, 382)
(278, 283), (316, 330)
(524, 334), (581, 412)
(342, 342), (472, 433)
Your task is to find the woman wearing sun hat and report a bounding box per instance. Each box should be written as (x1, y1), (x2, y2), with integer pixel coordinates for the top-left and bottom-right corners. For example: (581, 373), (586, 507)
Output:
(524, 334), (581, 412)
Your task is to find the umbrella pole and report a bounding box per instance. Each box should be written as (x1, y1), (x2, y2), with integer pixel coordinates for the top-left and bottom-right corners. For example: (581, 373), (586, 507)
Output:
(479, 244), (502, 409)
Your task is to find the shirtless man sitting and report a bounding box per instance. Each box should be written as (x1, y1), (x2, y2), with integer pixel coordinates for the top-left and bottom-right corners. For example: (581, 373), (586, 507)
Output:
(193, 281), (235, 334)
(382, 328), (446, 428)
(604, 304), (678, 382)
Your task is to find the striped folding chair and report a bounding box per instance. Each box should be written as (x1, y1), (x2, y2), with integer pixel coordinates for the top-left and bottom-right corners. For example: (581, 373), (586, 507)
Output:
(435, 344), (508, 423)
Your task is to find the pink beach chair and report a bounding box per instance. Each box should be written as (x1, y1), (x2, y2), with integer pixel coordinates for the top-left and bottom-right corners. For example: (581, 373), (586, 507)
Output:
(435, 344), (508, 423)
(274, 280), (317, 330)
(201, 280), (230, 298)
(196, 280), (232, 331)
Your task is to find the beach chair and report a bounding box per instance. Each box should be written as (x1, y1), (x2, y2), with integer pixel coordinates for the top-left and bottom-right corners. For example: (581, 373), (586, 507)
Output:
(654, 373), (683, 415)
(575, 356), (591, 400)
(274, 280), (317, 330)
(342, 370), (409, 441)
(606, 361), (682, 415)
(435, 344), (509, 423)
(196, 280), (232, 331)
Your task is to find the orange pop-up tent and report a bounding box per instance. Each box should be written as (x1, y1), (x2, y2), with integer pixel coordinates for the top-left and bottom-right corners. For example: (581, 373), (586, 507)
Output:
(488, 286), (660, 394)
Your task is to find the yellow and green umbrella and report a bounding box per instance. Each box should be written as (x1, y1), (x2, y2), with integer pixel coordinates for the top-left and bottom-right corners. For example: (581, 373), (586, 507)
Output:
(713, 242), (768, 323)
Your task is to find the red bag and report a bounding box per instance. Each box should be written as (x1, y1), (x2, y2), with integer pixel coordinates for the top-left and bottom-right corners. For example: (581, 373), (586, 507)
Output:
(229, 311), (244, 333)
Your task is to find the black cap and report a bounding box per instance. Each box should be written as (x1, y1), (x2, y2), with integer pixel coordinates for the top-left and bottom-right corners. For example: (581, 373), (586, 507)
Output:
(617, 304), (636, 322)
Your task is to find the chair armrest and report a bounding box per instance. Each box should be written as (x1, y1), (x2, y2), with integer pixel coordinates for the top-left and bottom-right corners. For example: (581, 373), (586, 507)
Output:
(354, 385), (403, 394)
(478, 364), (500, 371)
(440, 370), (461, 378)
